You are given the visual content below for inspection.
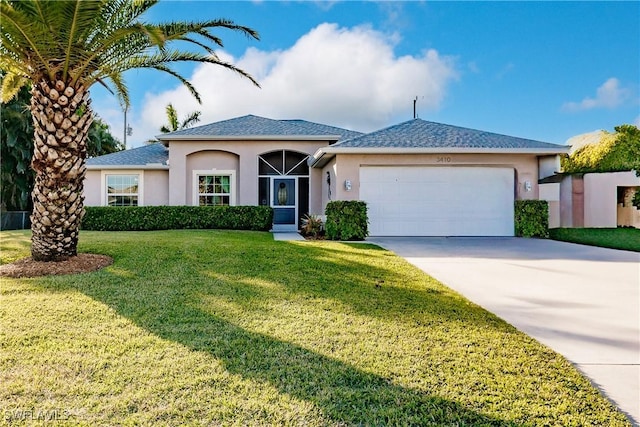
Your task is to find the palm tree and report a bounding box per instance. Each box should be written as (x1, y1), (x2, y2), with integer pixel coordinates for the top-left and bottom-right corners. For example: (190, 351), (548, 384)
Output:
(0, 0), (259, 261)
(160, 103), (201, 133)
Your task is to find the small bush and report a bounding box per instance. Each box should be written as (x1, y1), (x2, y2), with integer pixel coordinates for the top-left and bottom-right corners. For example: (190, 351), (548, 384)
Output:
(633, 188), (640, 209)
(325, 201), (368, 241)
(82, 206), (273, 231)
(515, 200), (549, 238)
(300, 214), (324, 239)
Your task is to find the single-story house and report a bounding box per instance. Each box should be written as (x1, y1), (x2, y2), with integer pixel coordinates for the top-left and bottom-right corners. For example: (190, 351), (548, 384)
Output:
(85, 115), (568, 236)
(539, 171), (640, 229)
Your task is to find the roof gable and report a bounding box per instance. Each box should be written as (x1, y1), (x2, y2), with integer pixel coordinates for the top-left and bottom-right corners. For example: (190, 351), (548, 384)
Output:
(156, 114), (362, 142)
(86, 143), (168, 168)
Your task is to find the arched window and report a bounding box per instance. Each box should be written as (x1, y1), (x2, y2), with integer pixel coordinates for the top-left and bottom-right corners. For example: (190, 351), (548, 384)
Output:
(258, 150), (309, 176)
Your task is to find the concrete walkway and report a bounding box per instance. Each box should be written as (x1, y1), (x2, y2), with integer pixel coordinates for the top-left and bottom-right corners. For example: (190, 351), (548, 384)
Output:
(368, 237), (640, 425)
(272, 232), (305, 241)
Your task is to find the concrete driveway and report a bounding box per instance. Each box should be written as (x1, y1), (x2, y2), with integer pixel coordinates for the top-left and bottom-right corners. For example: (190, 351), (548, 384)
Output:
(368, 237), (640, 425)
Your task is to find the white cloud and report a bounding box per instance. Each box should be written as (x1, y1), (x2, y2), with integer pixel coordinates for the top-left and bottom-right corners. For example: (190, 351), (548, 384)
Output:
(467, 61), (479, 74)
(126, 23), (457, 145)
(562, 77), (631, 112)
(312, 1), (339, 12)
(634, 115), (640, 127)
(495, 62), (514, 80)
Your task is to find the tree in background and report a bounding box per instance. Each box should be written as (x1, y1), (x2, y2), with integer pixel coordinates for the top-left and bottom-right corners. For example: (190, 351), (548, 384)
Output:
(562, 124), (640, 175)
(1, 83), (33, 211)
(1, 0), (259, 261)
(87, 117), (125, 158)
(160, 103), (201, 133)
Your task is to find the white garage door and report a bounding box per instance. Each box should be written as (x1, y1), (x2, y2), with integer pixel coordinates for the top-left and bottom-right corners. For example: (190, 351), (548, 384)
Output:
(360, 166), (514, 236)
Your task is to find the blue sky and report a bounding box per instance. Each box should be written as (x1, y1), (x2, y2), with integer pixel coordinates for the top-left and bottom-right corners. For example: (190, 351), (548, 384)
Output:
(92, 1), (640, 148)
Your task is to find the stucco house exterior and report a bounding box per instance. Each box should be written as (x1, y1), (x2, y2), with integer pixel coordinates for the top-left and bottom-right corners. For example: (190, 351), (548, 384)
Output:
(539, 171), (640, 229)
(85, 115), (568, 236)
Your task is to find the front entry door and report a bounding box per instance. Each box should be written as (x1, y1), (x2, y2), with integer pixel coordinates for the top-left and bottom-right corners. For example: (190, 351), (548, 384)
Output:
(272, 177), (297, 232)
(258, 150), (310, 232)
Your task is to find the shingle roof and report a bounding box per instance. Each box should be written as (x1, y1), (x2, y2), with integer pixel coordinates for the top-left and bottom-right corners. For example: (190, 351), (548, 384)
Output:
(334, 118), (566, 150)
(156, 115), (362, 142)
(86, 142), (168, 167)
(281, 119), (363, 141)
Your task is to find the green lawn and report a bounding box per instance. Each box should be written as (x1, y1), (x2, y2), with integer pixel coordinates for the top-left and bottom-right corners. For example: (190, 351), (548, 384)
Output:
(550, 227), (640, 252)
(0, 230), (630, 426)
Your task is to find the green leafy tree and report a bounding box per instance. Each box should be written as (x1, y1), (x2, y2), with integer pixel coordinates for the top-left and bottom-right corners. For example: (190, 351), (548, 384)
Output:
(562, 124), (640, 175)
(160, 103), (201, 133)
(1, 0), (259, 261)
(0, 82), (33, 211)
(87, 117), (125, 158)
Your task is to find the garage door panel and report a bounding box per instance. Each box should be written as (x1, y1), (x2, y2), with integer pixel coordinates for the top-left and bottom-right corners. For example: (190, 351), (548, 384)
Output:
(360, 166), (514, 236)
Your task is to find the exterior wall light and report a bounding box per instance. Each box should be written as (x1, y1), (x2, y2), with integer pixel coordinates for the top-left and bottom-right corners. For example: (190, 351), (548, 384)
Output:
(344, 180), (352, 191)
(524, 181), (532, 192)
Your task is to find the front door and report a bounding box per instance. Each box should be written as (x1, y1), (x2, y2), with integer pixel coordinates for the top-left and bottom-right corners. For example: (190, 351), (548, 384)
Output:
(272, 177), (297, 232)
(258, 150), (310, 232)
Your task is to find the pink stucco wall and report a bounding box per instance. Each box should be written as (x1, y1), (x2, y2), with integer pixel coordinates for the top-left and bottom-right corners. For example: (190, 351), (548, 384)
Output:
(167, 139), (328, 213)
(584, 171), (640, 227)
(83, 169), (169, 206)
(321, 152), (539, 213)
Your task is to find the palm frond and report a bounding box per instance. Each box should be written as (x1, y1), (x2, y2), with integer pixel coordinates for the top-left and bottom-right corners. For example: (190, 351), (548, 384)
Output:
(166, 103), (178, 131)
(1, 71), (28, 103)
(2, 0), (259, 105)
(61, 0), (104, 80)
(181, 111), (201, 130)
(147, 64), (202, 103)
(177, 37), (217, 55)
(118, 50), (260, 87)
(101, 71), (130, 108)
(0, 1), (54, 79)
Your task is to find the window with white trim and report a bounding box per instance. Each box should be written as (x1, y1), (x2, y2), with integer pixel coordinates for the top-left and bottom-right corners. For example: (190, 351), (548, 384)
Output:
(193, 170), (236, 206)
(106, 174), (139, 206)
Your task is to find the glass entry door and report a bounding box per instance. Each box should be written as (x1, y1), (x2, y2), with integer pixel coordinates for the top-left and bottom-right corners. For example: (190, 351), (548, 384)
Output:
(272, 178), (297, 231)
(258, 150), (310, 232)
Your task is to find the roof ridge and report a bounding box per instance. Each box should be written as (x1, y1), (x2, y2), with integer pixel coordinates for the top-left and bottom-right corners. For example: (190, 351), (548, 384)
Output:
(333, 118), (566, 150)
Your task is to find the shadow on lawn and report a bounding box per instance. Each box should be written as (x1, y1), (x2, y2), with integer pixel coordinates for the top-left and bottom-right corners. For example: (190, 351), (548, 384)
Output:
(62, 232), (520, 425)
(70, 277), (517, 426)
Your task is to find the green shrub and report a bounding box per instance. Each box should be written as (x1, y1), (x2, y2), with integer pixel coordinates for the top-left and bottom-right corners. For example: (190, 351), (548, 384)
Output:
(515, 200), (549, 238)
(633, 188), (640, 209)
(300, 214), (324, 239)
(325, 201), (368, 241)
(82, 206), (273, 231)
(562, 124), (640, 174)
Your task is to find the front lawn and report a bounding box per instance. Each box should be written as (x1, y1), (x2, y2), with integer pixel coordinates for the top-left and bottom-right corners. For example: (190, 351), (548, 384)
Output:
(0, 230), (630, 426)
(550, 227), (640, 252)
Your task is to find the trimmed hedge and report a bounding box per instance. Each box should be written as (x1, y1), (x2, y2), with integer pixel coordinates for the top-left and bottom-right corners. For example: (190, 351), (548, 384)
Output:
(82, 206), (273, 231)
(515, 200), (549, 238)
(325, 201), (368, 241)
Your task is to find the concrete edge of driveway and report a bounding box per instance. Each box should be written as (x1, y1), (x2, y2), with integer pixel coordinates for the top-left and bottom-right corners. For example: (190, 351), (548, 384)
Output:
(367, 236), (640, 426)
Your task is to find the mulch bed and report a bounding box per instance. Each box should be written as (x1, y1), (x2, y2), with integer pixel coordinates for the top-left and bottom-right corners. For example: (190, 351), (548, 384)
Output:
(0, 254), (113, 278)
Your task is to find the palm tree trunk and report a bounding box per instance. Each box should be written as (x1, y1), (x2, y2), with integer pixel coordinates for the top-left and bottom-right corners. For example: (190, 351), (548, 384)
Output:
(29, 78), (92, 261)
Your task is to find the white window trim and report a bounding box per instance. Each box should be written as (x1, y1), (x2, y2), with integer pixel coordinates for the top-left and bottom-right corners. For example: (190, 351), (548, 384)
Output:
(192, 169), (236, 206)
(101, 170), (144, 207)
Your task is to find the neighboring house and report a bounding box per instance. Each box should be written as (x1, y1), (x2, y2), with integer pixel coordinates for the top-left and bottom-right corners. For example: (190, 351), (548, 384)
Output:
(540, 171), (640, 229)
(85, 114), (568, 236)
